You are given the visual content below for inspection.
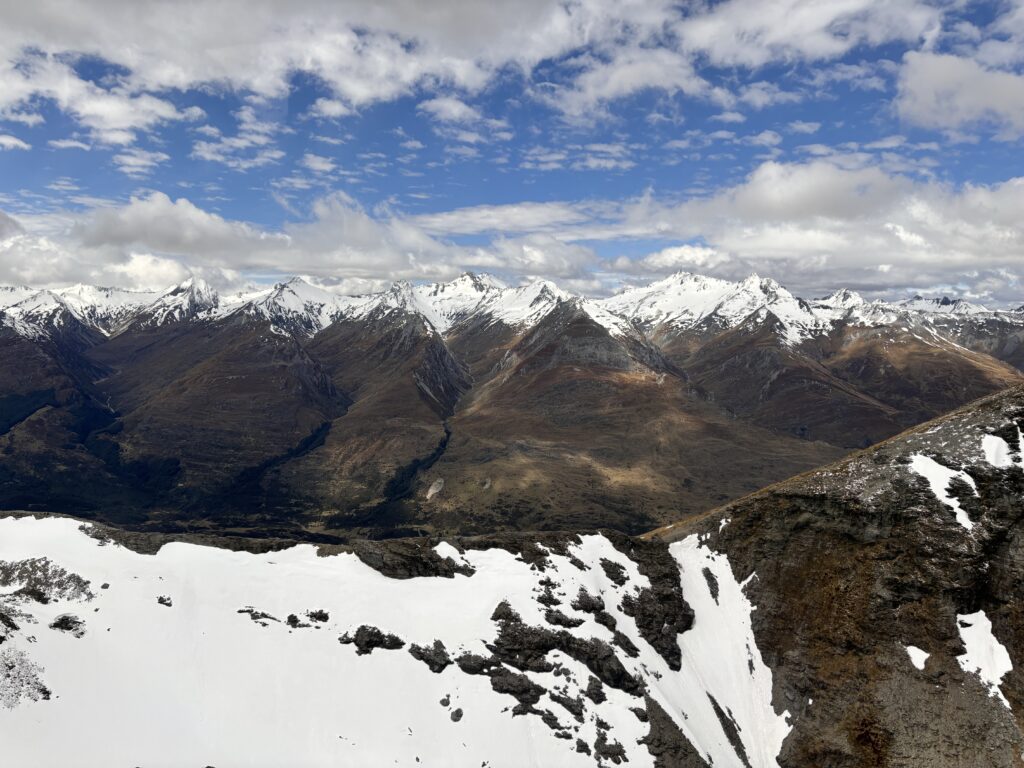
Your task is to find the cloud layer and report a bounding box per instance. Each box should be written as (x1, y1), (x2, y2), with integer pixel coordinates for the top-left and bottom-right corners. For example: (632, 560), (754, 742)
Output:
(2, 156), (1022, 303)
(0, 0), (1021, 303)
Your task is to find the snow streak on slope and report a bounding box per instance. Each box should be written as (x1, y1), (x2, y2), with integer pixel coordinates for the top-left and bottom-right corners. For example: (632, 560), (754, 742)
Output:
(956, 610), (1013, 709)
(668, 535), (792, 768)
(908, 454), (978, 531)
(0, 516), (790, 768)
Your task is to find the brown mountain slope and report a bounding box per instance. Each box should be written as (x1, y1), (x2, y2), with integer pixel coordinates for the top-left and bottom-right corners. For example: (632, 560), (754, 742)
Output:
(0, 291), (1022, 539)
(410, 306), (843, 535)
(647, 384), (1024, 765)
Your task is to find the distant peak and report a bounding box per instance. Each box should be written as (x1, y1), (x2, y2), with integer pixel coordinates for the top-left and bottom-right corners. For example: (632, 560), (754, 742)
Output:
(819, 288), (865, 308)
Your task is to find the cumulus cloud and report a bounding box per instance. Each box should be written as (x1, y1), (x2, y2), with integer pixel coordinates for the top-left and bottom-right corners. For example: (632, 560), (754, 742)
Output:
(74, 192), (287, 259)
(676, 0), (941, 67)
(417, 97), (481, 123)
(48, 138), (91, 150)
(897, 51), (1024, 139)
(3, 158), (1024, 304)
(112, 148), (170, 176)
(540, 47), (721, 121)
(301, 153), (336, 173)
(308, 98), (353, 119)
(191, 106), (285, 170)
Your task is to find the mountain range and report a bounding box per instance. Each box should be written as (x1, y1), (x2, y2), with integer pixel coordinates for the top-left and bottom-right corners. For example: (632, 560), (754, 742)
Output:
(2, 270), (1023, 539)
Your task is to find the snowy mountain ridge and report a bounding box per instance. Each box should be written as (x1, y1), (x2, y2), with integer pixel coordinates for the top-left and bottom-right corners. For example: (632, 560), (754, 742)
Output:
(1, 270), (1021, 344)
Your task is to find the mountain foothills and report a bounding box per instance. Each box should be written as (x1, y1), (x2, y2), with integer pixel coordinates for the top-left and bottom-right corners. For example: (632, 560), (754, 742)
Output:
(4, 384), (1024, 767)
(1, 271), (1023, 539)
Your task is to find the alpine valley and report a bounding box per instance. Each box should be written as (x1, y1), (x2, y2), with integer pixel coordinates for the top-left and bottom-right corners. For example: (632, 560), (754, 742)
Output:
(2, 270), (1023, 540)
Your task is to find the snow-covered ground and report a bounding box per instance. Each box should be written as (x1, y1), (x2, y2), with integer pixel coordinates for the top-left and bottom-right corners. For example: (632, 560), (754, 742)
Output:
(0, 515), (791, 768)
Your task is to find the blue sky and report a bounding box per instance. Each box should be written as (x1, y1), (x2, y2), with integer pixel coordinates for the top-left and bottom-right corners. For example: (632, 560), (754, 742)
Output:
(1, 0), (1023, 302)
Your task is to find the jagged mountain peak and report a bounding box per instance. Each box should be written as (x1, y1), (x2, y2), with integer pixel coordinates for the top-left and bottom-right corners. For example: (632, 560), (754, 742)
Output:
(0, 287), (92, 341)
(2, 270), (1023, 348)
(129, 277), (221, 329)
(428, 271), (508, 295)
(815, 288), (866, 309)
(896, 294), (990, 315)
(223, 277), (346, 335)
(599, 268), (830, 345)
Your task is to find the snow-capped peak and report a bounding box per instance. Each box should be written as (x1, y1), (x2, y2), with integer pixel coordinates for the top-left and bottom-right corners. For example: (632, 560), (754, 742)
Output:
(3, 271), (1022, 346)
(895, 295), (990, 316)
(597, 271), (832, 345)
(814, 289), (865, 311)
(336, 274), (572, 334)
(0, 284), (39, 310)
(132, 277), (220, 328)
(50, 284), (163, 334)
(219, 277), (349, 335)
(0, 289), (81, 340)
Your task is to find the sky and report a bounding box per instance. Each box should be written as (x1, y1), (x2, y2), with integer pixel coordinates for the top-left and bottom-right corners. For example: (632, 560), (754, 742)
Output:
(0, 0), (1023, 303)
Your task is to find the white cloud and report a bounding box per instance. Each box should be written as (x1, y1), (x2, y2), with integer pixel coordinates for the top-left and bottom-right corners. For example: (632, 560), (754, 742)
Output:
(711, 111), (746, 123)
(611, 244), (737, 275)
(738, 81), (801, 109)
(301, 153), (336, 173)
(309, 98), (352, 119)
(112, 148), (169, 176)
(103, 252), (194, 289)
(676, 0), (941, 67)
(191, 106), (285, 170)
(897, 51), (1024, 139)
(4, 159), (1024, 303)
(75, 192), (288, 259)
(788, 120), (821, 134)
(744, 130), (783, 147)
(0, 210), (24, 238)
(417, 96), (481, 123)
(541, 47), (720, 120)
(415, 200), (590, 235)
(0, 134), (30, 150)
(112, 148), (170, 176)
(48, 138), (91, 150)
(0, 54), (201, 144)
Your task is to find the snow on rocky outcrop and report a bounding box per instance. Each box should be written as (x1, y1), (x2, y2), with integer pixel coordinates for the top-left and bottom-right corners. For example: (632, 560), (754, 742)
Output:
(0, 515), (789, 768)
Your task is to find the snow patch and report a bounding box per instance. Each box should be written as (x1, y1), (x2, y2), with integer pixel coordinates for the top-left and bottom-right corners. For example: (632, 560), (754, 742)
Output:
(908, 454), (978, 531)
(425, 478), (444, 500)
(905, 645), (929, 670)
(956, 610), (1013, 709)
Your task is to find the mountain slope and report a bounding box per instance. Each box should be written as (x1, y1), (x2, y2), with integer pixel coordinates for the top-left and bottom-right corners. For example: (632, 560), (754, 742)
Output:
(5, 385), (1024, 766)
(1, 270), (1023, 536)
(649, 383), (1024, 766)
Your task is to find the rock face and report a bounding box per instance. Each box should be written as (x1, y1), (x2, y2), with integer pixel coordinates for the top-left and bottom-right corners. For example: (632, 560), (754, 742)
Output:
(651, 384), (1024, 767)
(1, 272), (1023, 538)
(4, 385), (1024, 765)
